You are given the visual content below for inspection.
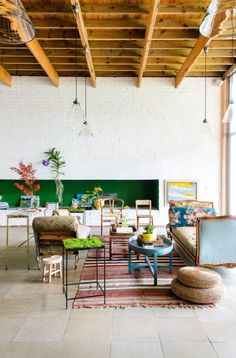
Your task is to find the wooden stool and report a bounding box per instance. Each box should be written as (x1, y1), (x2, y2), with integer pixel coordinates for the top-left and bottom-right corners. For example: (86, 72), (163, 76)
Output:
(42, 255), (62, 283)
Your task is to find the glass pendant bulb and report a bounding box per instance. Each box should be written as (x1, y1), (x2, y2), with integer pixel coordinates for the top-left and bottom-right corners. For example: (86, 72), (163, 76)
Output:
(0, 0), (35, 44)
(67, 98), (85, 122)
(79, 120), (93, 137)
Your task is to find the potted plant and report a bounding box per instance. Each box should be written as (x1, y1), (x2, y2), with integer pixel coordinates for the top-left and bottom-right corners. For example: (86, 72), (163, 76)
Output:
(10, 161), (40, 207)
(42, 148), (65, 205)
(142, 224), (154, 242)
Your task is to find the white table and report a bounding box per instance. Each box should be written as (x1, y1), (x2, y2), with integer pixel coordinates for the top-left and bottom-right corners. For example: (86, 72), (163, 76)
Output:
(5, 208), (46, 270)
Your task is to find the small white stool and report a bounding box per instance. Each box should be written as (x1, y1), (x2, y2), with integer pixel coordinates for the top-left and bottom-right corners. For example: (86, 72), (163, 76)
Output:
(42, 255), (62, 283)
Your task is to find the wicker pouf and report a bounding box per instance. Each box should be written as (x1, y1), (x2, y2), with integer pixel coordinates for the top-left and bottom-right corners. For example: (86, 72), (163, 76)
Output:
(177, 267), (222, 289)
(171, 277), (225, 304)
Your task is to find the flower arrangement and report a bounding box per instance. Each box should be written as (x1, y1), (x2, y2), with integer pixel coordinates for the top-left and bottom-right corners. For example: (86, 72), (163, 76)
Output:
(43, 148), (65, 205)
(80, 186), (103, 208)
(10, 161), (40, 196)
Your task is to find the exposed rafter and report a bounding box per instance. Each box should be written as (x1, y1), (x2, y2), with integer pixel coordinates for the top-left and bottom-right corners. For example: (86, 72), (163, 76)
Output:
(175, 9), (230, 87)
(70, 0), (96, 87)
(26, 39), (59, 86)
(0, 65), (11, 86)
(137, 0), (160, 87)
(223, 63), (236, 79)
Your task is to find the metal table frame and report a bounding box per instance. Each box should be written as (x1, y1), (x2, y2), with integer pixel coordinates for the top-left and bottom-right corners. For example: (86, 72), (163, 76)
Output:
(63, 245), (106, 309)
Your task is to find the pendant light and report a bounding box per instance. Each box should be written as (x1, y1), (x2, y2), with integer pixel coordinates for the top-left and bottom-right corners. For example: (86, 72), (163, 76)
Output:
(79, 47), (93, 137)
(222, 9), (235, 123)
(67, 32), (85, 123)
(0, 0), (35, 44)
(200, 0), (235, 38)
(203, 46), (209, 124)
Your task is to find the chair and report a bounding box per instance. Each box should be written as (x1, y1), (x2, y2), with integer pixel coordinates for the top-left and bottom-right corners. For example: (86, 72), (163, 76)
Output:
(32, 216), (91, 268)
(100, 198), (124, 236)
(135, 200), (153, 230)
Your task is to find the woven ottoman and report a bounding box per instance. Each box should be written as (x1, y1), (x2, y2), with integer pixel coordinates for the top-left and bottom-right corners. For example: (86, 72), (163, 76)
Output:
(171, 267), (225, 304)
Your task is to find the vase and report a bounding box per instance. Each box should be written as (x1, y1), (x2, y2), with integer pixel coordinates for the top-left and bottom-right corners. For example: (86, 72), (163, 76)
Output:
(94, 198), (104, 209)
(32, 196), (40, 208)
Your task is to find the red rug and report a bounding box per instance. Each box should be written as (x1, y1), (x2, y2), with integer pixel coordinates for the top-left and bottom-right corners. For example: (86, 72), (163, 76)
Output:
(73, 240), (194, 308)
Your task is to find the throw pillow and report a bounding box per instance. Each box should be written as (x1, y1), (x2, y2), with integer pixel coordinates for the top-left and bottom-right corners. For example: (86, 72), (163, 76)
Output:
(169, 207), (217, 228)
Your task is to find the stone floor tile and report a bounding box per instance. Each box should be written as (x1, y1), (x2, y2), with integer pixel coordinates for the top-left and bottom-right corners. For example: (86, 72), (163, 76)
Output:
(153, 307), (195, 317)
(156, 317), (208, 342)
(44, 342), (110, 358)
(112, 316), (158, 342)
(2, 342), (58, 358)
(13, 311), (70, 342)
(0, 317), (27, 342)
(198, 316), (236, 343)
(62, 315), (112, 343)
(111, 341), (164, 358)
(212, 342), (236, 358)
(162, 341), (218, 358)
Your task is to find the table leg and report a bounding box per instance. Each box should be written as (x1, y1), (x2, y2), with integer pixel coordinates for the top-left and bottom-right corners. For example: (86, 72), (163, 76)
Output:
(104, 245), (106, 304)
(66, 250), (68, 310)
(109, 237), (112, 260)
(169, 250), (173, 274)
(128, 247), (132, 273)
(5, 217), (9, 270)
(153, 253), (158, 286)
(62, 246), (65, 294)
(27, 217), (30, 269)
(96, 248), (99, 290)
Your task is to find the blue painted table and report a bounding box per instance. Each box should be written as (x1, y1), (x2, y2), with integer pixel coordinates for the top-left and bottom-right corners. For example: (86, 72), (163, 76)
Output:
(128, 236), (173, 286)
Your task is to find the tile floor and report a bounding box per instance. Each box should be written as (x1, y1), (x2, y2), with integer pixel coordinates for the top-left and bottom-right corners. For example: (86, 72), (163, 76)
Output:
(0, 226), (236, 357)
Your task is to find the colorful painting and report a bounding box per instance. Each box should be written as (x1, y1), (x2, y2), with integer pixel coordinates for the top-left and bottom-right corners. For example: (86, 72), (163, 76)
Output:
(165, 180), (198, 205)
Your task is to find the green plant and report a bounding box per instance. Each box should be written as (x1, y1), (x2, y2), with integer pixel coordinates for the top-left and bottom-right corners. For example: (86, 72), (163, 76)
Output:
(43, 148), (65, 205)
(119, 215), (129, 228)
(82, 186), (103, 207)
(144, 224), (153, 234)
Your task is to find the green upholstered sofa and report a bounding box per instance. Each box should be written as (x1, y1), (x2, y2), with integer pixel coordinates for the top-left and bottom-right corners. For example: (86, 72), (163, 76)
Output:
(167, 200), (236, 268)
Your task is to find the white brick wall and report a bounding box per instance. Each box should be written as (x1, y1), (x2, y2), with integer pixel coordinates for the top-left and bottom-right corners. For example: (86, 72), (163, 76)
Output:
(0, 76), (222, 223)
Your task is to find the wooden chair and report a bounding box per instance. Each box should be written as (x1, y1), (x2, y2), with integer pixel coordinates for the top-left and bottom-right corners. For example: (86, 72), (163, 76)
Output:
(135, 200), (153, 230)
(100, 198), (124, 236)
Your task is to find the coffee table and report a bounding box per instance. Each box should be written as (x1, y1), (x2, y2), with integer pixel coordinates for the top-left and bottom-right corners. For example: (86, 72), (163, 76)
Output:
(128, 235), (173, 285)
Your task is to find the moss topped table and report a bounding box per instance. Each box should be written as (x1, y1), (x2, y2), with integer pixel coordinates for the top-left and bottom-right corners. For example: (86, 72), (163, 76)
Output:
(62, 237), (106, 309)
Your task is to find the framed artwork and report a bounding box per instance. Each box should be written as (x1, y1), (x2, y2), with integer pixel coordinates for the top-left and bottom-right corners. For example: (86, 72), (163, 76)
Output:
(164, 180), (198, 205)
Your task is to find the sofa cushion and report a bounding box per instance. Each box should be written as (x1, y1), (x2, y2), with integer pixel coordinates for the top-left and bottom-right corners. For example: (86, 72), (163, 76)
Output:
(172, 227), (196, 257)
(169, 207), (216, 228)
(169, 200), (213, 209)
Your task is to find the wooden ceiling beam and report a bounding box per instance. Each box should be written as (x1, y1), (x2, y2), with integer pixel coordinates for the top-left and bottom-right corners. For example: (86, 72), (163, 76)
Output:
(70, 0), (96, 87)
(223, 64), (236, 79)
(175, 35), (209, 87)
(24, 2), (207, 16)
(175, 9), (230, 87)
(31, 18), (202, 30)
(26, 39), (59, 86)
(0, 65), (11, 86)
(138, 0), (160, 87)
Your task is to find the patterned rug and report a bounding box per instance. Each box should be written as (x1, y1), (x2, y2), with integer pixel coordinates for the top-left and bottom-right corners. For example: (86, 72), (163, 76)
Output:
(73, 240), (194, 308)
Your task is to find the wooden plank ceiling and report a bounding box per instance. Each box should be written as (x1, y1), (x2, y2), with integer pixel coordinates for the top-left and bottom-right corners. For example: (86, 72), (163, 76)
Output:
(0, 0), (235, 87)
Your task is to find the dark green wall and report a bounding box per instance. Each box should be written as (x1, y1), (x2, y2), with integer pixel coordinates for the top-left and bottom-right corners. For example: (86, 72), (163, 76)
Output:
(0, 180), (159, 208)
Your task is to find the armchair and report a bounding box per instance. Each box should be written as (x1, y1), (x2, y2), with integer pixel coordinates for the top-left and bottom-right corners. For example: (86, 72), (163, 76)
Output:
(32, 216), (91, 268)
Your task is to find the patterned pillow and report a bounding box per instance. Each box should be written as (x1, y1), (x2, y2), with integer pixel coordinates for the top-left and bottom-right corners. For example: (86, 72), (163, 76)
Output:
(169, 207), (217, 228)
(169, 200), (213, 209)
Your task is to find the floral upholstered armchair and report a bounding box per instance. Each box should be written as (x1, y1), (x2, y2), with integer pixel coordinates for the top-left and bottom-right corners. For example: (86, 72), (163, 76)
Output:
(167, 200), (236, 267)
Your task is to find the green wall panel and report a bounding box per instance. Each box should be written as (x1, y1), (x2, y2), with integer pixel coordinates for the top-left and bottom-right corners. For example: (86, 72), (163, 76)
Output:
(0, 180), (159, 208)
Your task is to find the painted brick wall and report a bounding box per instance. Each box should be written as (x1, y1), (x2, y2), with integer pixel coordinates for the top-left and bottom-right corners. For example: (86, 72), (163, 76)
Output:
(0, 76), (222, 220)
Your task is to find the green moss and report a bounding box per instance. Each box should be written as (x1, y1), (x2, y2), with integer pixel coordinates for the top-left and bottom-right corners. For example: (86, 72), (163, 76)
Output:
(68, 208), (85, 213)
(63, 237), (104, 250)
